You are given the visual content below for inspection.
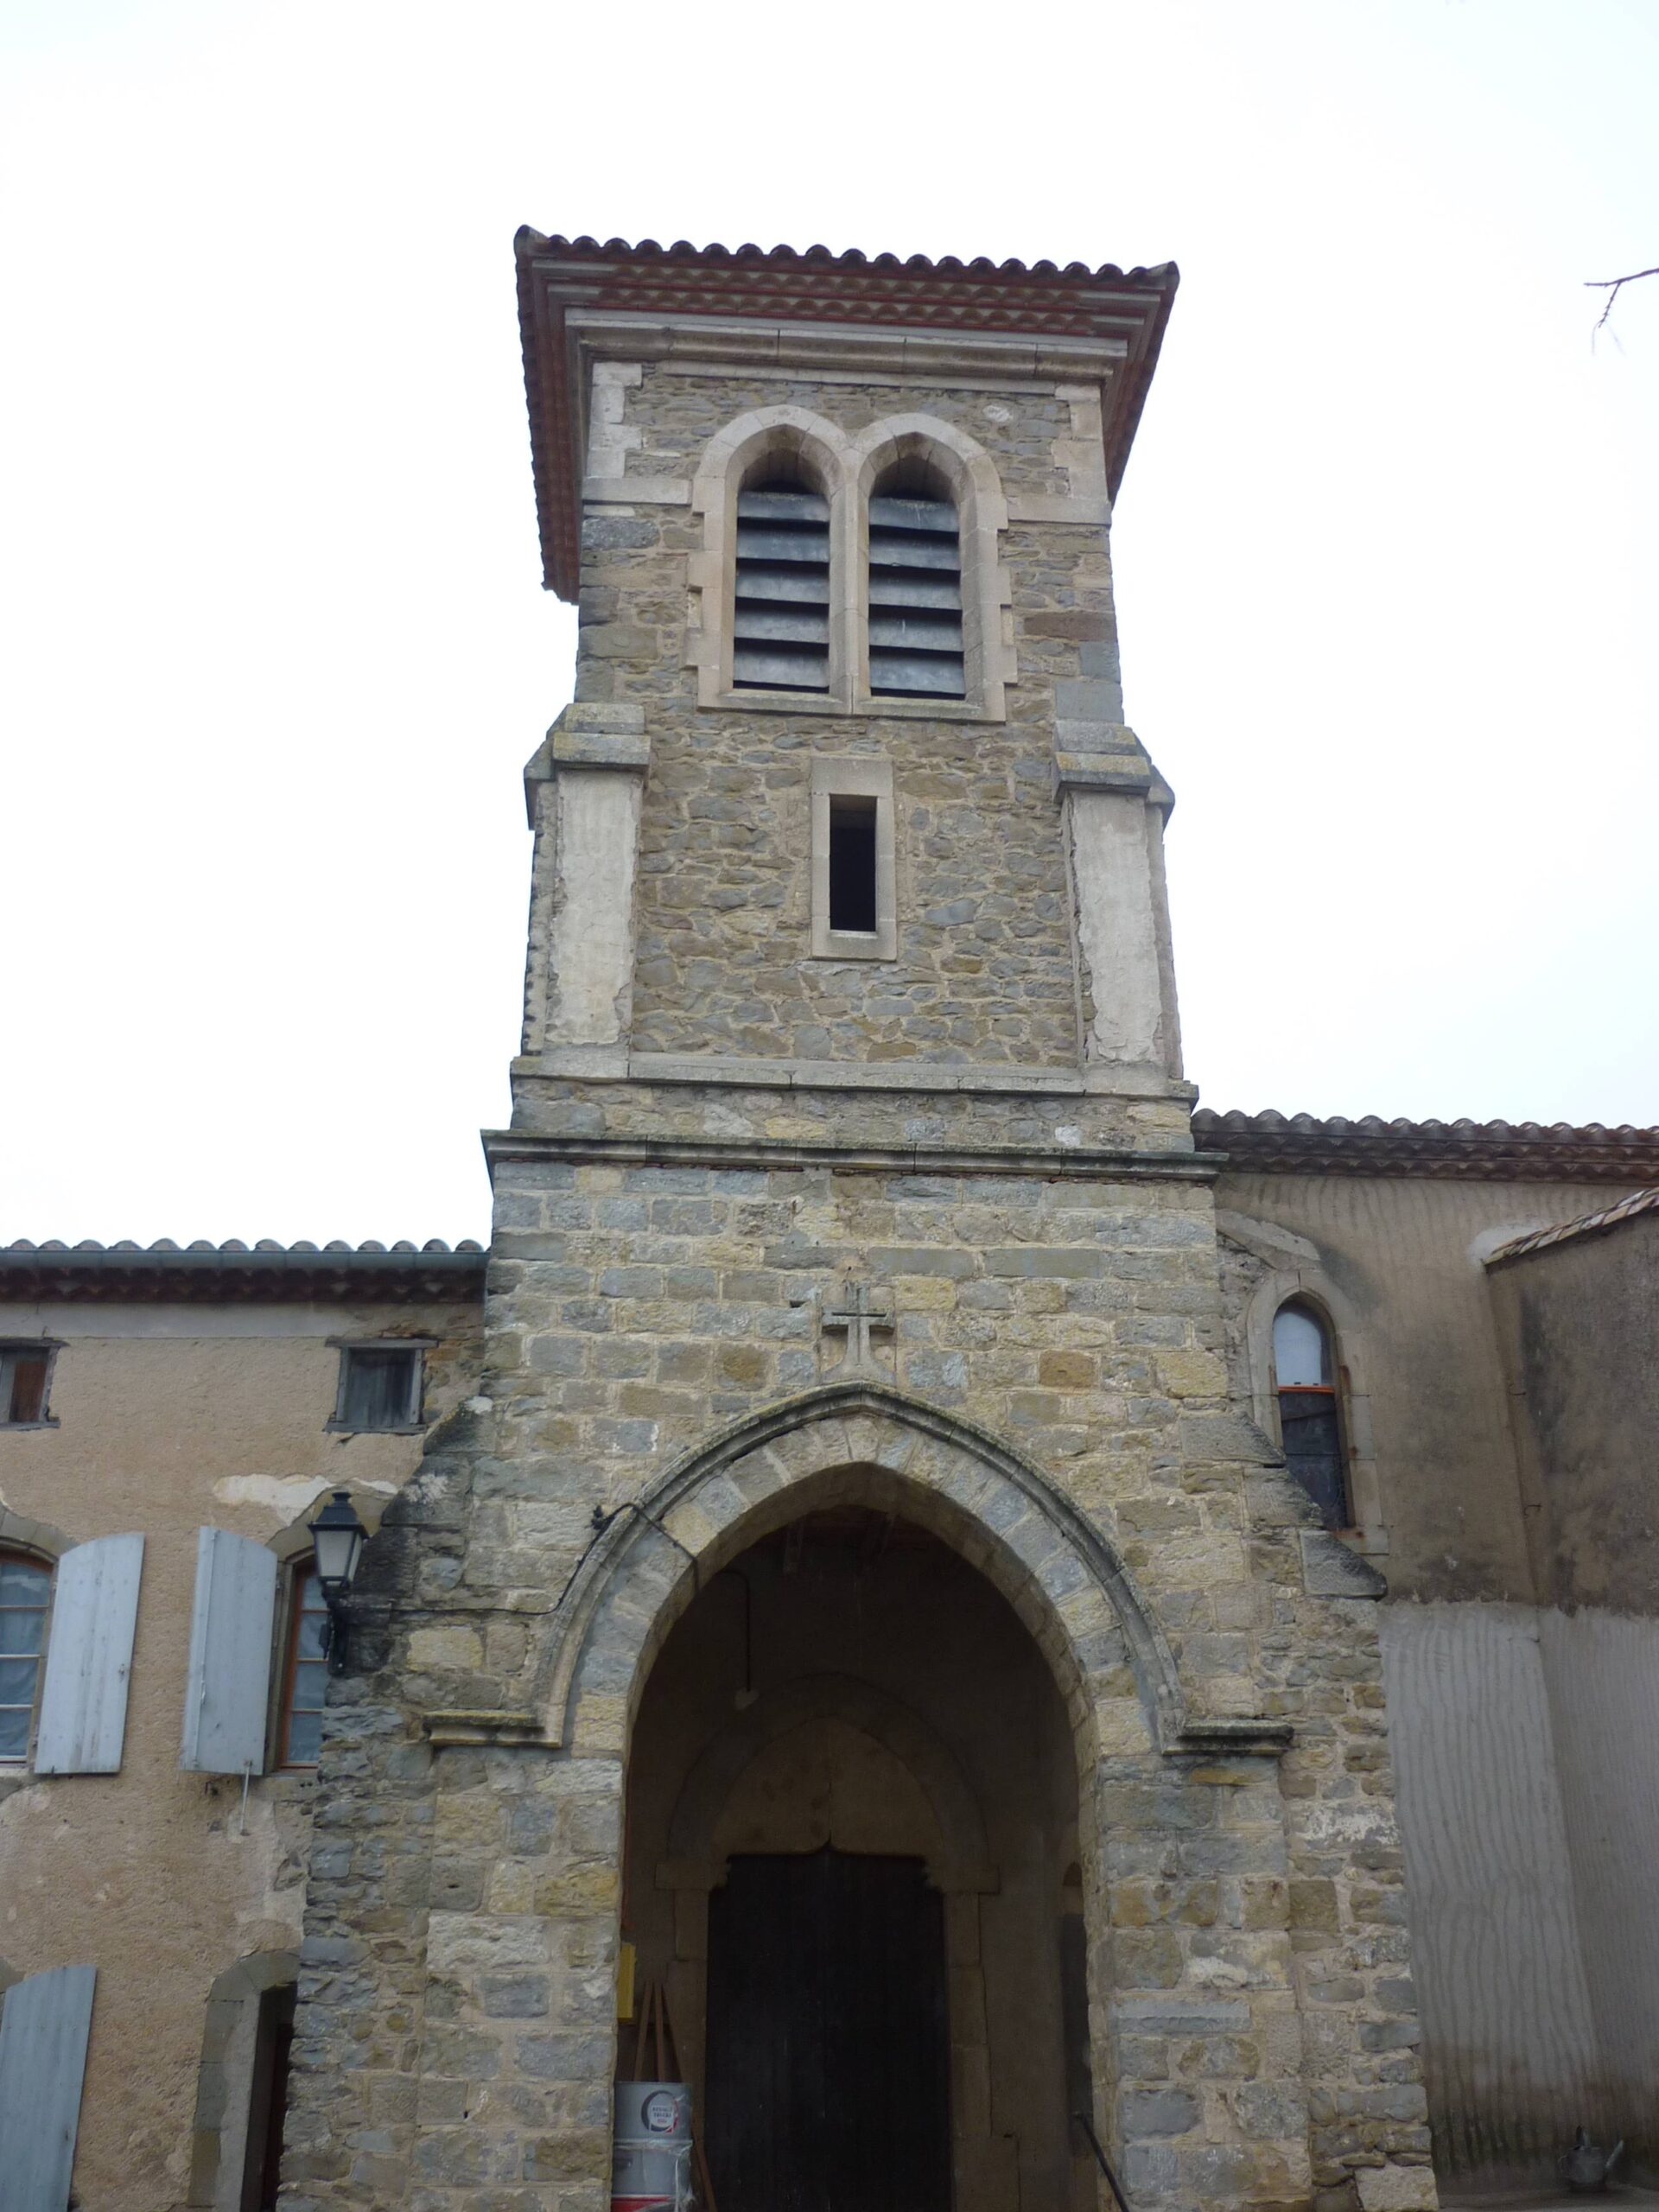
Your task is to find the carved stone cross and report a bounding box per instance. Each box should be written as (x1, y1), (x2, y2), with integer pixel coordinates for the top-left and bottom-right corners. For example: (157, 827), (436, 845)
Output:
(822, 1279), (895, 1379)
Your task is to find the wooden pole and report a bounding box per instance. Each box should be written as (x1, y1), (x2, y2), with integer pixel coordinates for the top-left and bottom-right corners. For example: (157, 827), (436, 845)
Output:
(659, 1982), (719, 2212)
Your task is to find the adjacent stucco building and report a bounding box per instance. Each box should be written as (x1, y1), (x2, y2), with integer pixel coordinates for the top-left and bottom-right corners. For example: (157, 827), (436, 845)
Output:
(0, 233), (1654, 2212)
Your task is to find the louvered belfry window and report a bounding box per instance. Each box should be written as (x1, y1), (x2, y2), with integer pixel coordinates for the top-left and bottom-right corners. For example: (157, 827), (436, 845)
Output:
(733, 472), (831, 693)
(868, 464), (964, 699)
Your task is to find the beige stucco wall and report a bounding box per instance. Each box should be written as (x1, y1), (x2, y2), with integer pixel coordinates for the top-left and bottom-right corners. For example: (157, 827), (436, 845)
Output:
(1212, 1173), (1648, 1600)
(1215, 1175), (1659, 2183)
(0, 1293), (481, 2212)
(1487, 1209), (1659, 1612)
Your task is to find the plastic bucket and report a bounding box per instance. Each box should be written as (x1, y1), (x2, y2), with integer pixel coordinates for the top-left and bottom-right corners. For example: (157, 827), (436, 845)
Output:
(613, 2082), (694, 2212)
(614, 2082), (691, 2142)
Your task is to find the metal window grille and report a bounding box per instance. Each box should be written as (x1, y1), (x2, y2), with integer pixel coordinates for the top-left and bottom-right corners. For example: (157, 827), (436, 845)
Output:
(0, 1551), (50, 1762)
(733, 478), (830, 693)
(868, 487), (963, 699)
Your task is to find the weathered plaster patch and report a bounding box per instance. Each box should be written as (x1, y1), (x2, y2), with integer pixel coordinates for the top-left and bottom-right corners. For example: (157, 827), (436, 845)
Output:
(211, 1473), (397, 1517)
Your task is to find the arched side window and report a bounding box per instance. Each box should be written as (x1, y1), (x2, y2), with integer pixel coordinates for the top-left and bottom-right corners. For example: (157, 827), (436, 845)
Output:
(1272, 1301), (1350, 1529)
(276, 1559), (329, 1768)
(732, 470), (831, 695)
(0, 1551), (52, 1763)
(867, 461), (964, 700)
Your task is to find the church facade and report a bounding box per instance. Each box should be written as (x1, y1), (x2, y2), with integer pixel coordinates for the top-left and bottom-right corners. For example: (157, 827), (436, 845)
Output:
(278, 237), (1431, 2212)
(1, 234), (1656, 2212)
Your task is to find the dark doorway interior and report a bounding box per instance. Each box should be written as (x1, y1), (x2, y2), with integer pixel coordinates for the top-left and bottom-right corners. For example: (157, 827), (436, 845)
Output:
(243, 1981), (296, 2212)
(705, 1848), (951, 2212)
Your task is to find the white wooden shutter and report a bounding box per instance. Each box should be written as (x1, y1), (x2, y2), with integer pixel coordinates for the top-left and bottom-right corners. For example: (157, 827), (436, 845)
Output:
(180, 1528), (278, 1776)
(34, 1535), (144, 1775)
(0, 1963), (96, 2210)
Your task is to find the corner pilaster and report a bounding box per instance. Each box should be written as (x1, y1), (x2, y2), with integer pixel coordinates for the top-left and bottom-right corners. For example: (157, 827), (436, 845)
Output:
(1055, 721), (1184, 1082)
(520, 702), (650, 1067)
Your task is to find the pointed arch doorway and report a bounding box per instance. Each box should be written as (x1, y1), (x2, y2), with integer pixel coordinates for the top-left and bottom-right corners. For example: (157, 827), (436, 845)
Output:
(623, 1496), (1095, 2212)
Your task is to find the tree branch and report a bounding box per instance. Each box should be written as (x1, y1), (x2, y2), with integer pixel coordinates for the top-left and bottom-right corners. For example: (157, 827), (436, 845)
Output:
(1586, 265), (1659, 335)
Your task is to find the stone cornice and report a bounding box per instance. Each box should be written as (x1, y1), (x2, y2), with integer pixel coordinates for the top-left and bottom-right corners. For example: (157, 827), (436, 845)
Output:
(484, 1128), (1219, 1185)
(515, 230), (1179, 601)
(1196, 1108), (1659, 1184)
(514, 1050), (1198, 1103)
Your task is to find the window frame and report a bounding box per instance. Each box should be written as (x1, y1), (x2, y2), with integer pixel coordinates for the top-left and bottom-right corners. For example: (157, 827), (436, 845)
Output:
(1270, 1296), (1353, 1533)
(864, 467), (967, 704)
(730, 473), (834, 698)
(688, 404), (1012, 724)
(270, 1554), (330, 1771)
(0, 1340), (62, 1430)
(325, 1338), (433, 1434)
(0, 1547), (54, 1768)
(810, 756), (897, 962)
(849, 419), (1009, 722)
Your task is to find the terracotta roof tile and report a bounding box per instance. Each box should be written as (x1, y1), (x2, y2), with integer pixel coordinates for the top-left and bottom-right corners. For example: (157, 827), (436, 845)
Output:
(515, 229), (1179, 600)
(1484, 1185), (1659, 1264)
(0, 1237), (486, 1302)
(1193, 1109), (1659, 1183)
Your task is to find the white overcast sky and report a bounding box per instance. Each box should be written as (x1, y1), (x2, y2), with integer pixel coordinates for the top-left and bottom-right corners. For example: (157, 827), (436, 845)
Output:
(3, 0), (1656, 1246)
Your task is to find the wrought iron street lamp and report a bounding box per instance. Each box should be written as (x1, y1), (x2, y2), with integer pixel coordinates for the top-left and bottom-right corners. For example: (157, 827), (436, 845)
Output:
(307, 1488), (369, 1673)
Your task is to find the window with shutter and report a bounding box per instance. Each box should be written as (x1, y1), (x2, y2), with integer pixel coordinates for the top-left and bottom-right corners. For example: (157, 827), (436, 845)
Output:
(868, 464), (964, 700)
(34, 1532), (143, 1774)
(277, 1560), (329, 1768)
(0, 1551), (51, 1763)
(0, 1963), (97, 2210)
(180, 1528), (278, 1777)
(733, 474), (830, 694)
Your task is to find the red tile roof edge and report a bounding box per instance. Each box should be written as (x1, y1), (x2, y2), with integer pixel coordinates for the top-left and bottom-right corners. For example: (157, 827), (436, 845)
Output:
(514, 229), (1179, 601)
(0, 1238), (486, 1302)
(1484, 1185), (1659, 1265)
(1193, 1109), (1659, 1184)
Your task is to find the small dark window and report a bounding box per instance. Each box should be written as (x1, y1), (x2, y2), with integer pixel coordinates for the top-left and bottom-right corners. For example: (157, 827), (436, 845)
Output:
(733, 472), (830, 693)
(868, 462), (963, 699)
(334, 1344), (422, 1431)
(0, 1551), (51, 1762)
(277, 1561), (329, 1768)
(1273, 1301), (1350, 1529)
(1, 1345), (51, 1425)
(829, 795), (879, 934)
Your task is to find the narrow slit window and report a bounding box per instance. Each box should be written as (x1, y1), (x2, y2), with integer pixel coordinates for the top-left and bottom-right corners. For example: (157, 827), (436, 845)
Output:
(0, 1551), (51, 1763)
(733, 473), (830, 693)
(868, 465), (963, 700)
(828, 796), (879, 934)
(1272, 1301), (1350, 1529)
(1, 1344), (52, 1424)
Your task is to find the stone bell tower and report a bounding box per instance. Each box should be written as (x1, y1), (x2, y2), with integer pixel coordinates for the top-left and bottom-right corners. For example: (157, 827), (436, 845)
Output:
(514, 237), (1185, 1126)
(281, 238), (1433, 2212)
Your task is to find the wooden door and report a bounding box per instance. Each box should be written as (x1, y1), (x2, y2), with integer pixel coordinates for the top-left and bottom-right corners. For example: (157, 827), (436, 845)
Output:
(704, 1848), (951, 2212)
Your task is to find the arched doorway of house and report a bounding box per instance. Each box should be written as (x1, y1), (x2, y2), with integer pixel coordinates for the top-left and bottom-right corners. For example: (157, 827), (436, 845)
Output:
(621, 1497), (1094, 2212)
